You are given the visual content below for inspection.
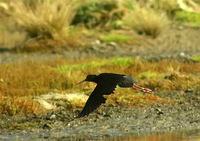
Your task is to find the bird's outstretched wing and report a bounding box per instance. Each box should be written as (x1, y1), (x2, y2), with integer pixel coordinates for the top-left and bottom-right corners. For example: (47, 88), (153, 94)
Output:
(76, 83), (116, 118)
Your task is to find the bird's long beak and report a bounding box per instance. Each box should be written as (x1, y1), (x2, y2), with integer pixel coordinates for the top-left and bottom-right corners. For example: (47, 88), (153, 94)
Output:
(132, 84), (153, 94)
(76, 79), (86, 85)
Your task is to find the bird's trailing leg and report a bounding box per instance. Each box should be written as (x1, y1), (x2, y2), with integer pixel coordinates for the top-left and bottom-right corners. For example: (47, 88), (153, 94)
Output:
(132, 84), (153, 93)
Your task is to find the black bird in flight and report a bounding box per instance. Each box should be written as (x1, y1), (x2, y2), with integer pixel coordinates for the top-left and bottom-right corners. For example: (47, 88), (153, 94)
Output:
(76, 73), (153, 118)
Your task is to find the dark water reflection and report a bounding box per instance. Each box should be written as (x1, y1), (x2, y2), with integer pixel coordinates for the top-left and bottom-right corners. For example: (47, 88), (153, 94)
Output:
(1, 129), (200, 141)
(62, 130), (200, 141)
(105, 130), (200, 141)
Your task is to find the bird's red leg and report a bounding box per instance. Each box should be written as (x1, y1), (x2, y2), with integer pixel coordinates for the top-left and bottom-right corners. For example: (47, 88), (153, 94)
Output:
(132, 84), (153, 93)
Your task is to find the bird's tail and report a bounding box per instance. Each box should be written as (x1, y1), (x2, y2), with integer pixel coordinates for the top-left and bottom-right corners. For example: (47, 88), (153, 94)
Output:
(132, 84), (153, 93)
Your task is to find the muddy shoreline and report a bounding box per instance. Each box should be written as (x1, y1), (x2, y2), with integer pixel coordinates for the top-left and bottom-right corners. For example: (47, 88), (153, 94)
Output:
(0, 90), (199, 140)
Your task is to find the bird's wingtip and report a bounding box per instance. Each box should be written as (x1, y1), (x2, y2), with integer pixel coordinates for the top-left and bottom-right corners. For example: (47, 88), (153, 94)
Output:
(75, 114), (82, 119)
(75, 111), (88, 119)
(75, 116), (80, 119)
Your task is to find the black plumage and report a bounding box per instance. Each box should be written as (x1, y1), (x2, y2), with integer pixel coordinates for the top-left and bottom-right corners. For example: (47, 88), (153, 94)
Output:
(76, 73), (135, 118)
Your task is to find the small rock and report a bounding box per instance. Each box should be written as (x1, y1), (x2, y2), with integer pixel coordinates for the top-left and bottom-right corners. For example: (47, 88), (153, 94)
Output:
(0, 78), (4, 83)
(46, 112), (56, 120)
(103, 114), (111, 118)
(36, 99), (55, 110)
(179, 52), (185, 57)
(178, 26), (185, 30)
(155, 108), (164, 115)
(49, 114), (56, 120)
(185, 88), (193, 93)
(59, 110), (67, 115)
(42, 123), (52, 130)
(91, 40), (101, 45)
(92, 46), (99, 51)
(107, 42), (117, 47)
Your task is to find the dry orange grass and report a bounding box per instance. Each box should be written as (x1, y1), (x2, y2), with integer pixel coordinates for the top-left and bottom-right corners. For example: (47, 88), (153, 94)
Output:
(0, 60), (68, 115)
(62, 58), (200, 109)
(106, 89), (170, 107)
(0, 57), (199, 115)
(0, 98), (41, 116)
(64, 58), (200, 92)
(0, 61), (68, 97)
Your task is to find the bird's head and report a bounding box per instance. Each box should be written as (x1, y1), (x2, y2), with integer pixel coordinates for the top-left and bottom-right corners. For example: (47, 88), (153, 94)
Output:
(85, 75), (97, 81)
(76, 74), (97, 85)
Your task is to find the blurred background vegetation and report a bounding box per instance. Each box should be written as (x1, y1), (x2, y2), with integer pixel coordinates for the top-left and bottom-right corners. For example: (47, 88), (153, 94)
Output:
(0, 0), (199, 51)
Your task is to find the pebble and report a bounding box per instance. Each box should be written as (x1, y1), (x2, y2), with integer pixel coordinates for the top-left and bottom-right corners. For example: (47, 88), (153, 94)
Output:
(42, 123), (52, 129)
(185, 88), (193, 93)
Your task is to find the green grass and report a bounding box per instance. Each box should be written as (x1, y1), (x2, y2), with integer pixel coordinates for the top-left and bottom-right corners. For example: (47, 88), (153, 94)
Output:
(175, 11), (200, 27)
(191, 55), (200, 62)
(138, 71), (165, 79)
(58, 57), (133, 72)
(99, 34), (132, 43)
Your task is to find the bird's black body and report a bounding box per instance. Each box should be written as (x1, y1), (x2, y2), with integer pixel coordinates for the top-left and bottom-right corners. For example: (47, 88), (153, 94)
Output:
(76, 73), (134, 118)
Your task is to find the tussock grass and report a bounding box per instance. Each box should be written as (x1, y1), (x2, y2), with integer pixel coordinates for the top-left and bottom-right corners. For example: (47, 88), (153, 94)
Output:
(122, 0), (169, 38)
(14, 29), (84, 52)
(0, 17), (26, 48)
(0, 0), (81, 51)
(0, 0), (197, 52)
(1, 0), (78, 40)
(72, 0), (123, 28)
(149, 0), (179, 12)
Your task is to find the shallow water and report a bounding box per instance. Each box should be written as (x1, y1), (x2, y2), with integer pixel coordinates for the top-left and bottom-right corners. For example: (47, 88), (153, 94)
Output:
(1, 129), (200, 141)
(107, 130), (200, 141)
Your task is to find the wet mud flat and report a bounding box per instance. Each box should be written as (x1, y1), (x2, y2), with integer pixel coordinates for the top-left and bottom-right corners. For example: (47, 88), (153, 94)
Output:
(0, 90), (199, 140)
